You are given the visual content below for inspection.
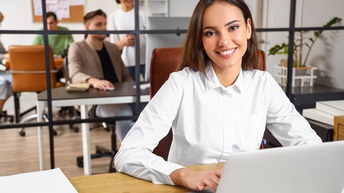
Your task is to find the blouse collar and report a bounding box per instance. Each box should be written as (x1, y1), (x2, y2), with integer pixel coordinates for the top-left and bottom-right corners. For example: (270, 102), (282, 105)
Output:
(204, 64), (243, 94)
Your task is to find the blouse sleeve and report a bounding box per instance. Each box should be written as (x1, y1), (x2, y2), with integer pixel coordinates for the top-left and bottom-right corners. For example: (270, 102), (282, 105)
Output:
(115, 73), (185, 185)
(265, 73), (322, 146)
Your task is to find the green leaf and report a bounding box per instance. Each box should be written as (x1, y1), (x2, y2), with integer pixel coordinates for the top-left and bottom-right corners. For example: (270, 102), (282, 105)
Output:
(324, 17), (342, 27)
(268, 43), (289, 55)
(268, 16), (342, 66)
(314, 31), (320, 37)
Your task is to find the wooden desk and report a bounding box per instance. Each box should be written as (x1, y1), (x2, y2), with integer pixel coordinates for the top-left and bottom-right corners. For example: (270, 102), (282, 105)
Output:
(334, 116), (344, 140)
(69, 163), (224, 193)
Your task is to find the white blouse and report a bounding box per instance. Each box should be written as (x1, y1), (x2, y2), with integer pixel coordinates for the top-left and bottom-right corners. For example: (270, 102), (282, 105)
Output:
(108, 8), (149, 67)
(115, 65), (322, 185)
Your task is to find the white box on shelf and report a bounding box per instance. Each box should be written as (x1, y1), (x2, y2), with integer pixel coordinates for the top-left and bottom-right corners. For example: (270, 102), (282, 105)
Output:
(302, 108), (334, 126)
(274, 65), (317, 87)
(315, 100), (344, 116)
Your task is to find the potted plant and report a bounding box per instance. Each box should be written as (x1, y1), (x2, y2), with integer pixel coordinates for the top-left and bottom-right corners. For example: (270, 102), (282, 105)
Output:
(268, 17), (342, 87)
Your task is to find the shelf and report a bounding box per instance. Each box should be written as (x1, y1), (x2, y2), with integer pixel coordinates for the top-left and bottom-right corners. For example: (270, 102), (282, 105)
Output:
(141, 0), (168, 17)
(282, 84), (344, 112)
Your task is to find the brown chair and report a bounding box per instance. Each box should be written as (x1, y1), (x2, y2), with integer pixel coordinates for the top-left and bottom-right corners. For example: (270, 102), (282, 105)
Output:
(9, 45), (63, 136)
(150, 47), (266, 160)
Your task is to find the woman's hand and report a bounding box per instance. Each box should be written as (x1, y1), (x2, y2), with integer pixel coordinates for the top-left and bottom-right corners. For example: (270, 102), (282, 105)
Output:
(115, 34), (135, 50)
(170, 168), (222, 192)
(87, 78), (114, 91)
(125, 34), (135, 46)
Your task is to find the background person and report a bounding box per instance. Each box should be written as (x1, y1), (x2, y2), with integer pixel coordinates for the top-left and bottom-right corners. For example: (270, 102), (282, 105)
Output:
(109, 0), (151, 81)
(0, 11), (11, 117)
(68, 9), (133, 141)
(32, 11), (74, 57)
(114, 0), (322, 192)
(33, 11), (74, 81)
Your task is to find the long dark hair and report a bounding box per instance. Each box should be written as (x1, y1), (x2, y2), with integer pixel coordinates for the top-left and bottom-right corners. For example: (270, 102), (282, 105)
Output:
(177, 0), (259, 73)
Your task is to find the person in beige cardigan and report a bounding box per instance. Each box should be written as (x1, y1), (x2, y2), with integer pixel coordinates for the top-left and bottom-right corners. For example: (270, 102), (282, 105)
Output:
(68, 9), (133, 140)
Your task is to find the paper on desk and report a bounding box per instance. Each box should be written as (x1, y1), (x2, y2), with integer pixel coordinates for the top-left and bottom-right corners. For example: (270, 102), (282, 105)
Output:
(66, 83), (90, 92)
(0, 168), (78, 193)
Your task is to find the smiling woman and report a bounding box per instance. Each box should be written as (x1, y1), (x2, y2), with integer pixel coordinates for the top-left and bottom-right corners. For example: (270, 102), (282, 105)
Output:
(114, 0), (321, 192)
(200, 2), (252, 87)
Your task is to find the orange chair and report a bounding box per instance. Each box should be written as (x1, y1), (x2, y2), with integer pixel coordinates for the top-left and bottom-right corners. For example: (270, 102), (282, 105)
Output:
(149, 47), (266, 160)
(9, 45), (63, 136)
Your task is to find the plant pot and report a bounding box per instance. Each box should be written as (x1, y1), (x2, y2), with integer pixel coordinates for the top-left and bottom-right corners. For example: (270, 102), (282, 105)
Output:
(274, 64), (317, 87)
(279, 59), (301, 68)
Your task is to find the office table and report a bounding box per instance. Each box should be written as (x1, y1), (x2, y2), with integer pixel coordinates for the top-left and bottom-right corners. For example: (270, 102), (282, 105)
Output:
(37, 82), (150, 175)
(69, 163), (224, 193)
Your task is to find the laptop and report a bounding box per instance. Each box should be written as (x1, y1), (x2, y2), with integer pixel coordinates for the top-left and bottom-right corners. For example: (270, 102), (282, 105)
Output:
(213, 141), (344, 193)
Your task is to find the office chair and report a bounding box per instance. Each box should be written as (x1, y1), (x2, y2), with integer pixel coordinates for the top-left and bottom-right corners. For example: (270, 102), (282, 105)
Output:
(8, 45), (64, 136)
(0, 110), (14, 122)
(59, 49), (80, 132)
(149, 47), (266, 160)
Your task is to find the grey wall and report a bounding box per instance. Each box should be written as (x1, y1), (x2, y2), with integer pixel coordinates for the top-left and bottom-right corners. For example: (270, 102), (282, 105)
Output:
(301, 0), (344, 89)
(169, 0), (198, 17)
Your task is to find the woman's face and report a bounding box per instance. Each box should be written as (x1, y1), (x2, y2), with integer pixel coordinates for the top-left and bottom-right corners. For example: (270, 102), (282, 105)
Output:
(121, 0), (134, 8)
(201, 2), (252, 71)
